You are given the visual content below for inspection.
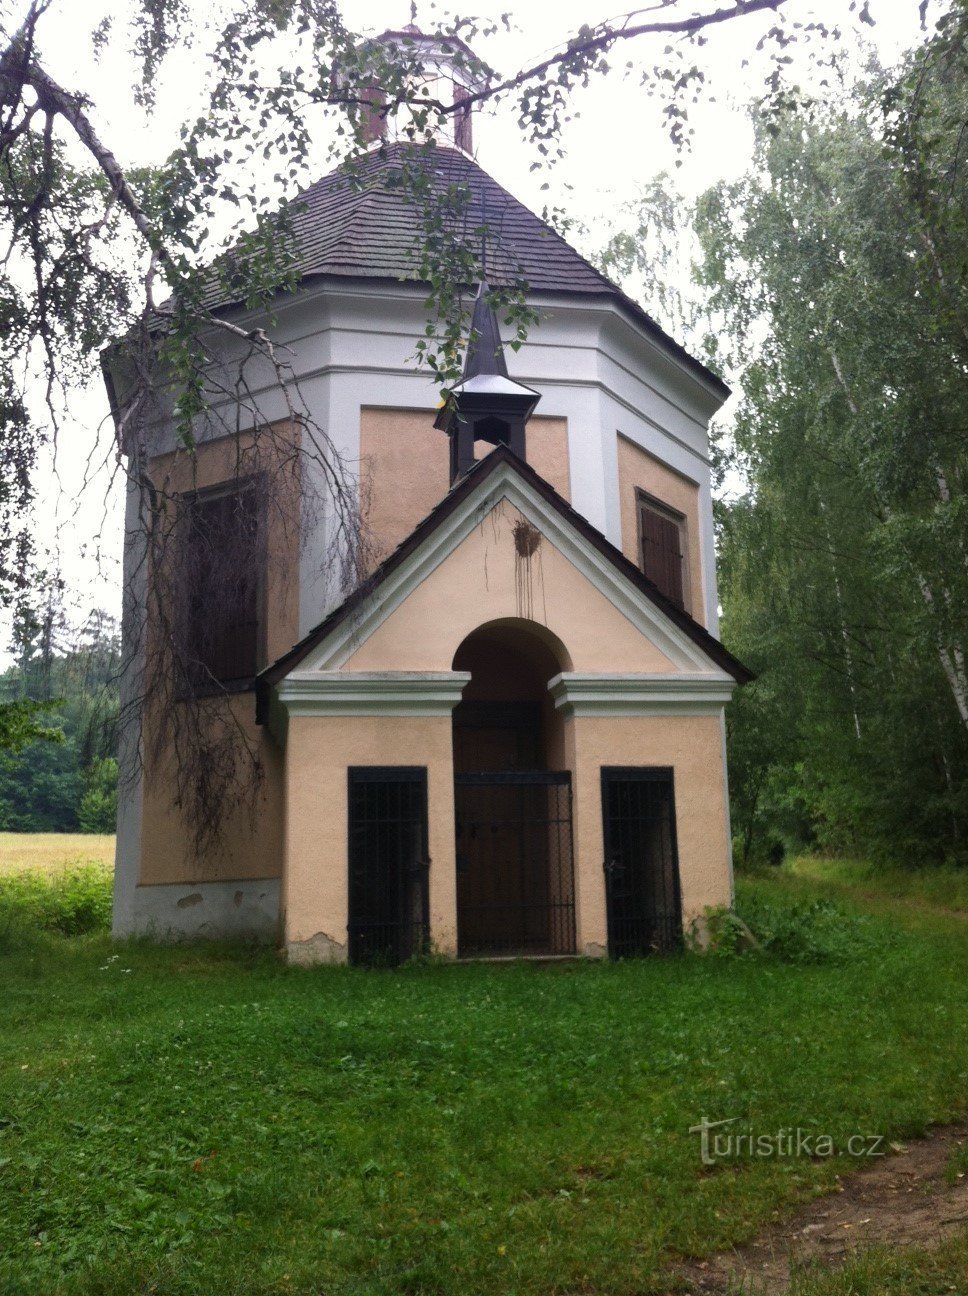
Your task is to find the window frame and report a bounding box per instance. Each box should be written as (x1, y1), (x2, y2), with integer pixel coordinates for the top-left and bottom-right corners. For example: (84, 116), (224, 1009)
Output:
(635, 487), (691, 615)
(177, 473), (268, 692)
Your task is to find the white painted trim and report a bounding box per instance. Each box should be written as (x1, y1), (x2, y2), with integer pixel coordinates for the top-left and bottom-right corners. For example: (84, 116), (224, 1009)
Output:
(272, 671), (471, 733)
(113, 474), (148, 939)
(295, 461), (733, 677)
(151, 361), (713, 471)
(720, 709), (735, 903)
(188, 276), (726, 420)
(548, 672), (735, 717)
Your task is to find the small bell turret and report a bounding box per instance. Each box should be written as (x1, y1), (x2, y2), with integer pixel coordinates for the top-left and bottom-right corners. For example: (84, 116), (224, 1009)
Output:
(435, 282), (541, 484)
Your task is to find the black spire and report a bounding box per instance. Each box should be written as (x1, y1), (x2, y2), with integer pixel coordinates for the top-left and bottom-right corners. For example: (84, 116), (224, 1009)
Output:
(434, 282), (541, 484)
(463, 281), (508, 380)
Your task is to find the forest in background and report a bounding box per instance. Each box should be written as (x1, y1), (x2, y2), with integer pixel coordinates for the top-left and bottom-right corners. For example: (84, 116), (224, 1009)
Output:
(598, 11), (967, 868)
(0, 597), (118, 833)
(686, 14), (964, 867)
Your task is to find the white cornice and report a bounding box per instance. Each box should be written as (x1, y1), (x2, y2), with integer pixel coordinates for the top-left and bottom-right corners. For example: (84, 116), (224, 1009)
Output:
(201, 280), (723, 421)
(271, 672), (471, 741)
(151, 363), (711, 469)
(548, 672), (735, 717)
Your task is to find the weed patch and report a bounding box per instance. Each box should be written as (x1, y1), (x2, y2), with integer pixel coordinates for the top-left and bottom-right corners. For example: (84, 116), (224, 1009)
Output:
(735, 892), (877, 964)
(0, 863), (112, 946)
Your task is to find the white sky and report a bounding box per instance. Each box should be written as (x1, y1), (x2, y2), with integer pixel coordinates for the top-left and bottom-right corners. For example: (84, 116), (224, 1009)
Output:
(9, 0), (933, 650)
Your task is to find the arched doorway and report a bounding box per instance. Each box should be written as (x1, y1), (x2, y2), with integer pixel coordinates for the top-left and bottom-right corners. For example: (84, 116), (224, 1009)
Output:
(452, 620), (576, 957)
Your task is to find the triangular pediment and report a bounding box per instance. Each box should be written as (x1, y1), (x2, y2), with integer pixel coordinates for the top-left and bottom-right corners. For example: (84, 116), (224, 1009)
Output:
(259, 449), (749, 693)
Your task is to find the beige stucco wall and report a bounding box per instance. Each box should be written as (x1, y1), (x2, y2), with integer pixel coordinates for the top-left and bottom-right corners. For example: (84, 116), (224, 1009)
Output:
(291, 495), (731, 959)
(360, 406), (570, 563)
(283, 715), (458, 961)
(280, 706), (731, 960)
(568, 714), (731, 955)
(343, 499), (677, 674)
(139, 694), (286, 884)
(139, 424), (300, 885)
(616, 435), (705, 626)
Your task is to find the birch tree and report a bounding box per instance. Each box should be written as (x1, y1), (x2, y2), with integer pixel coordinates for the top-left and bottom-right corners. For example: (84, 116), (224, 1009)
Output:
(698, 7), (968, 861)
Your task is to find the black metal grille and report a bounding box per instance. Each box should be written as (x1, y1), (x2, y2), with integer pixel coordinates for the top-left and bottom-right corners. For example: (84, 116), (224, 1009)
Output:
(455, 771), (576, 958)
(601, 767), (682, 958)
(347, 768), (429, 967)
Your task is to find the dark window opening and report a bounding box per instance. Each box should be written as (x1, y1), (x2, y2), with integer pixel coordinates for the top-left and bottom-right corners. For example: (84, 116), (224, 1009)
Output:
(179, 481), (263, 686)
(474, 415), (511, 448)
(637, 491), (687, 611)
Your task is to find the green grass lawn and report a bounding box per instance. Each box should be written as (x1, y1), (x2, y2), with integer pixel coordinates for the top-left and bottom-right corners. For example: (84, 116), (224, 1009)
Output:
(0, 861), (965, 1295)
(784, 1236), (968, 1295)
(789, 853), (968, 913)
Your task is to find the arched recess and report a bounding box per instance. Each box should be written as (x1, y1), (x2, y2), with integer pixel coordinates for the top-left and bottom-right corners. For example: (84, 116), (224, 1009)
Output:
(450, 618), (576, 958)
(451, 618), (571, 774)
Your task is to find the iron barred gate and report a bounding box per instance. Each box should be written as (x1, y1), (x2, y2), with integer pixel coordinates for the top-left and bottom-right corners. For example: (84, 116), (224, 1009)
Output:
(601, 767), (683, 957)
(455, 771), (576, 958)
(347, 767), (430, 967)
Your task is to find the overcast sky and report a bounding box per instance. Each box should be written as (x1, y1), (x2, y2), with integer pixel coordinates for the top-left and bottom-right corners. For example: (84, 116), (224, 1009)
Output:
(12, 0), (933, 645)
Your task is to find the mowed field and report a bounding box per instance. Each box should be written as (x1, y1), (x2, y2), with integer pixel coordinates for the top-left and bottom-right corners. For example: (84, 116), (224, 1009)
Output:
(0, 846), (965, 1295)
(0, 833), (115, 875)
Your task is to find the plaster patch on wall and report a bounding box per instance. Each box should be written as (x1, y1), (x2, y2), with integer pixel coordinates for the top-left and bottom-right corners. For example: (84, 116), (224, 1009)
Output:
(582, 941), (608, 960)
(120, 879), (280, 942)
(684, 911), (711, 950)
(286, 931), (348, 966)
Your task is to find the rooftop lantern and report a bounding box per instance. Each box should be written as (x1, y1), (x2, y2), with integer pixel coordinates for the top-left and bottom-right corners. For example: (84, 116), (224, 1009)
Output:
(350, 25), (485, 152)
(435, 282), (541, 484)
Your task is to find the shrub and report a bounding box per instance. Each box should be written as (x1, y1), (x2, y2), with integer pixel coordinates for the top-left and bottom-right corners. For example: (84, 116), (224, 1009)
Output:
(735, 893), (873, 964)
(733, 832), (786, 871)
(77, 757), (119, 833)
(0, 863), (112, 946)
(687, 904), (760, 956)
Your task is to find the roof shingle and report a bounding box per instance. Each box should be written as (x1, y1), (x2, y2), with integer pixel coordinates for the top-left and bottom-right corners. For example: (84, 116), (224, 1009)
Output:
(211, 142), (728, 398)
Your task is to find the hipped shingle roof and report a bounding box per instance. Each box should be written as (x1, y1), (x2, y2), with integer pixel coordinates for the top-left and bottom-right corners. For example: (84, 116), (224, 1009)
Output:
(213, 143), (727, 398)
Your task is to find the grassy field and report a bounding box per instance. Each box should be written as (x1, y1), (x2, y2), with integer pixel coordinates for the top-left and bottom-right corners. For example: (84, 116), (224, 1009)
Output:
(790, 854), (968, 912)
(0, 832), (115, 875)
(0, 857), (965, 1295)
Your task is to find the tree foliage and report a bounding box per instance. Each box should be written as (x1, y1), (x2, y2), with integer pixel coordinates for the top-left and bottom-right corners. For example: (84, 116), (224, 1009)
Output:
(0, 600), (119, 831)
(697, 6), (968, 864)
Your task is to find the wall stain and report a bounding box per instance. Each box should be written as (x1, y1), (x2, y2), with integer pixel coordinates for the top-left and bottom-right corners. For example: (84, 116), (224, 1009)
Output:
(513, 520), (542, 620)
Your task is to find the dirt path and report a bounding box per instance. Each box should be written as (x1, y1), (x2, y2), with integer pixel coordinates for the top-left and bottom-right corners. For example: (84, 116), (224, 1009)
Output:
(674, 1122), (968, 1294)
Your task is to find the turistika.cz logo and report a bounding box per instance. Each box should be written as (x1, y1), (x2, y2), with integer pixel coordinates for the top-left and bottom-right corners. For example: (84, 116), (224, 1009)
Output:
(688, 1116), (887, 1166)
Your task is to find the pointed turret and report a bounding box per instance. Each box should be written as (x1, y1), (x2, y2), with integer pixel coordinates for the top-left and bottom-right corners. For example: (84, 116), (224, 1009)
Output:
(435, 282), (540, 484)
(463, 280), (509, 379)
